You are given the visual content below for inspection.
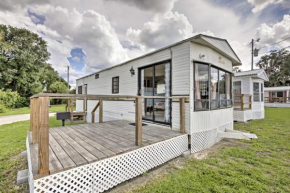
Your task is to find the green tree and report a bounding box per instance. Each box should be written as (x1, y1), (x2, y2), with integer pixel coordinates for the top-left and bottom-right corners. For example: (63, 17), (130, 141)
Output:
(256, 49), (290, 87)
(49, 81), (68, 94)
(0, 25), (68, 101)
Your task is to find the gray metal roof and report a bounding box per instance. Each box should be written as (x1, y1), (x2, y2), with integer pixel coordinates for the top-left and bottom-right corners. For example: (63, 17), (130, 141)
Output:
(77, 34), (242, 80)
(234, 69), (269, 81)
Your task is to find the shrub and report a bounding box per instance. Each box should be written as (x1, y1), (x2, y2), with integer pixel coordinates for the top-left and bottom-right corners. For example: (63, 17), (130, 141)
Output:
(0, 101), (7, 113)
(0, 89), (27, 109)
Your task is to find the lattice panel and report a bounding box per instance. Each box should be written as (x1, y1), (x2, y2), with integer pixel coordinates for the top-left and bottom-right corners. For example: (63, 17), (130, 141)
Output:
(33, 135), (188, 193)
(191, 129), (217, 153)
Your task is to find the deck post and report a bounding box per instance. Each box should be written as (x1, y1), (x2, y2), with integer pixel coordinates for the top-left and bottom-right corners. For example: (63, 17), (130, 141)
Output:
(135, 97), (142, 146)
(32, 98), (39, 144)
(30, 98), (34, 132)
(70, 98), (73, 122)
(99, 99), (103, 123)
(38, 96), (49, 175)
(179, 98), (185, 133)
(241, 94), (244, 111)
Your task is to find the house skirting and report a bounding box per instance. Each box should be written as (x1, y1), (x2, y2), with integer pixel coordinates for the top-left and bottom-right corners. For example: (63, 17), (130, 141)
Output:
(190, 121), (233, 153)
(264, 103), (290, 108)
(28, 134), (188, 193)
(233, 110), (264, 122)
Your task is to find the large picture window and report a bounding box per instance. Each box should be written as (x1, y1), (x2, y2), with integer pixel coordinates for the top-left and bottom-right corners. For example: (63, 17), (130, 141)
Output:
(194, 62), (232, 111)
(194, 63), (209, 110)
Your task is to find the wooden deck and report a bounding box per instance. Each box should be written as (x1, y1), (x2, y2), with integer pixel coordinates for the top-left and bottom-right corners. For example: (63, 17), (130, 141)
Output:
(29, 120), (183, 178)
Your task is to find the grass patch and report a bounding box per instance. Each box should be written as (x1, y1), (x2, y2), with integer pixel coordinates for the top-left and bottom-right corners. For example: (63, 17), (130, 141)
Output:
(132, 107), (290, 193)
(0, 104), (73, 117)
(0, 117), (84, 192)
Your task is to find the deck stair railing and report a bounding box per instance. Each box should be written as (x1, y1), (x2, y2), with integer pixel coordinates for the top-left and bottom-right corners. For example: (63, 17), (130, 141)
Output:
(29, 93), (188, 176)
(233, 94), (252, 111)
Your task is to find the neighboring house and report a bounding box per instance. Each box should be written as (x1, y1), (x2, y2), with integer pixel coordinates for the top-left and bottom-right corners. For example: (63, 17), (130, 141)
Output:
(264, 86), (290, 107)
(76, 34), (242, 153)
(233, 69), (269, 122)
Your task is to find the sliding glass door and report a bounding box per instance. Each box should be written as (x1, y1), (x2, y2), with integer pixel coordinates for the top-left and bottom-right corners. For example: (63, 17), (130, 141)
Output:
(139, 62), (171, 124)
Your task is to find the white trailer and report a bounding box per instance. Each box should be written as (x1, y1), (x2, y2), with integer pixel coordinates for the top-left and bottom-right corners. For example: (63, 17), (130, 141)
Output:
(76, 34), (242, 153)
(233, 69), (269, 122)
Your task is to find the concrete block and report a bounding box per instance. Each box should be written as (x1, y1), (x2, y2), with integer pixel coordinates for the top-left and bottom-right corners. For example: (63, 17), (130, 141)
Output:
(17, 169), (28, 185)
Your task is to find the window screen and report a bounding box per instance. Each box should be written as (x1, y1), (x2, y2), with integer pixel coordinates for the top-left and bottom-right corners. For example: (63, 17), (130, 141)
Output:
(112, 76), (119, 94)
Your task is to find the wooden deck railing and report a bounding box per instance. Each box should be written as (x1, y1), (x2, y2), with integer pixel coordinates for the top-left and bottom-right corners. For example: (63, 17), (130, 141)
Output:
(233, 94), (252, 111)
(29, 93), (188, 176)
(265, 97), (290, 103)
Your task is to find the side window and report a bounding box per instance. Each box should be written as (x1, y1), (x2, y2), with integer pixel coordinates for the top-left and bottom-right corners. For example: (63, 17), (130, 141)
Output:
(253, 82), (260, 102)
(194, 63), (209, 110)
(261, 83), (263, 102)
(78, 86), (82, 94)
(210, 67), (219, 110)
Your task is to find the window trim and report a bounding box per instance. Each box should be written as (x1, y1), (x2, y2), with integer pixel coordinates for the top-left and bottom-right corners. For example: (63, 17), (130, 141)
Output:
(112, 76), (119, 94)
(193, 61), (233, 112)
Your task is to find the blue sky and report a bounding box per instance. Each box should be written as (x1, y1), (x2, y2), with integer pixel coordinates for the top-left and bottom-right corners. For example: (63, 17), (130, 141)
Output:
(0, 0), (289, 87)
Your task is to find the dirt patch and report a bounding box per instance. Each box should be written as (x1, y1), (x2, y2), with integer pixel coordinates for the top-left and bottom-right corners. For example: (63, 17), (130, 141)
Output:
(108, 138), (245, 193)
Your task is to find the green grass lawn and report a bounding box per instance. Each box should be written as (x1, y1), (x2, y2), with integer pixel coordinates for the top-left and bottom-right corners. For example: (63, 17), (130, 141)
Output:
(0, 117), (84, 192)
(0, 104), (73, 117)
(0, 108), (289, 192)
(132, 108), (290, 193)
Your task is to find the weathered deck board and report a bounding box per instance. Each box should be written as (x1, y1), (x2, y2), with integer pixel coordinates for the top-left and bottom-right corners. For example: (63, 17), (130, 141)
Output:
(49, 133), (75, 170)
(58, 126), (108, 159)
(50, 129), (87, 166)
(53, 128), (97, 163)
(30, 120), (184, 178)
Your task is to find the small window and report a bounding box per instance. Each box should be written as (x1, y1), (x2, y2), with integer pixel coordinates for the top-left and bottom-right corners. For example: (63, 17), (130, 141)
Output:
(95, 74), (99, 79)
(261, 83), (263, 102)
(277, 91), (283, 97)
(78, 86), (82, 94)
(253, 82), (259, 102)
(112, 76), (119, 94)
(219, 71), (227, 108)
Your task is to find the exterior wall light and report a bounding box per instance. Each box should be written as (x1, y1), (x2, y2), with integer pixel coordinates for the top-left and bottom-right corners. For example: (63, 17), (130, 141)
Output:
(130, 66), (135, 76)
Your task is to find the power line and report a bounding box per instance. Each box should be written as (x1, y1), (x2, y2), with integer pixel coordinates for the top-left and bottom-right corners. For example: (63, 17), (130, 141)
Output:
(258, 45), (290, 54)
(258, 36), (290, 50)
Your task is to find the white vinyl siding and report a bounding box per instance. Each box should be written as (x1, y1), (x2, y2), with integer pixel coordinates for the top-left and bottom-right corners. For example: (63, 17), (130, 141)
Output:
(171, 42), (190, 95)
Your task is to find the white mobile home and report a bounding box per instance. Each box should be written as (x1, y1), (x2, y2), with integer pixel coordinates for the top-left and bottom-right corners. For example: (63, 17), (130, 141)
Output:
(264, 86), (290, 107)
(76, 34), (241, 153)
(233, 69), (269, 122)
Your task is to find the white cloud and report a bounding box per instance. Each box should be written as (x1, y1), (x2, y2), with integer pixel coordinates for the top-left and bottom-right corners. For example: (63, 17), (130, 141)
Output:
(126, 11), (214, 51)
(255, 14), (290, 50)
(108, 0), (178, 13)
(247, 0), (283, 13)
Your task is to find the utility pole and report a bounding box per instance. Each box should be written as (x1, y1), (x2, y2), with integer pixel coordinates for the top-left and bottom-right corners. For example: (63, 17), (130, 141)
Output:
(67, 66), (70, 92)
(251, 39), (254, 70)
(250, 38), (260, 70)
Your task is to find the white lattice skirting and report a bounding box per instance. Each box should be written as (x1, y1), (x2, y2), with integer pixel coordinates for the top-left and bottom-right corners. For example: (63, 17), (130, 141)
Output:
(191, 122), (233, 153)
(30, 134), (188, 193)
